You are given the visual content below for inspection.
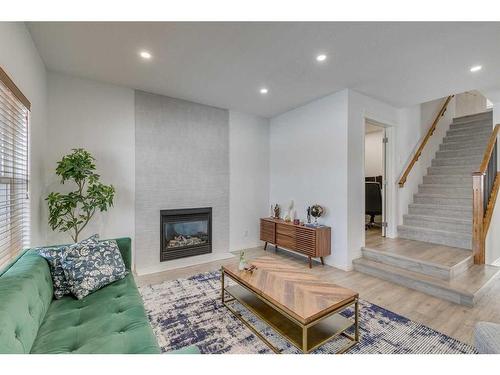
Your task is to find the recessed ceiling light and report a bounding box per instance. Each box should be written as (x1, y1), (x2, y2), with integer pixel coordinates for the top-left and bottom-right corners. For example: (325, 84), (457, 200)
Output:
(470, 65), (482, 72)
(316, 54), (327, 62)
(139, 50), (152, 60)
(260, 88), (269, 95)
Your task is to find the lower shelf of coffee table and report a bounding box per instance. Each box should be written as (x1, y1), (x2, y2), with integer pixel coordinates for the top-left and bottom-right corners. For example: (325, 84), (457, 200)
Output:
(224, 285), (355, 352)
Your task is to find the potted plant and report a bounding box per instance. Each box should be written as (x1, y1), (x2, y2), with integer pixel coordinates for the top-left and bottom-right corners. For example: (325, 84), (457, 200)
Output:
(46, 148), (115, 242)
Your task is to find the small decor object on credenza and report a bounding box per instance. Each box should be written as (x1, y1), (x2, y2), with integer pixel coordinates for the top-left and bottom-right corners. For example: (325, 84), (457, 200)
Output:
(310, 204), (324, 225)
(306, 206), (312, 224)
(273, 204), (281, 219)
(238, 251), (246, 271)
(284, 200), (294, 222)
(293, 219), (300, 225)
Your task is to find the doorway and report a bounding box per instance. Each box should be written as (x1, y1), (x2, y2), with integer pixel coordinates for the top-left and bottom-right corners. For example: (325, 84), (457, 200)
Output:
(364, 120), (387, 240)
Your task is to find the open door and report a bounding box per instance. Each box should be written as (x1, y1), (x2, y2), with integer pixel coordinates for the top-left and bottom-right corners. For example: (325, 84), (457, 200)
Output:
(381, 128), (388, 237)
(364, 121), (386, 239)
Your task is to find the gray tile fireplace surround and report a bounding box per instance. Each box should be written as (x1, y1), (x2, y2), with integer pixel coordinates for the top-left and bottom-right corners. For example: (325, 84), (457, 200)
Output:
(134, 91), (229, 275)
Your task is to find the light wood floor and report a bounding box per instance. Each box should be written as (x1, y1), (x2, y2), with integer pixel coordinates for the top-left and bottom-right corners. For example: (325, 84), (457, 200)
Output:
(136, 243), (500, 346)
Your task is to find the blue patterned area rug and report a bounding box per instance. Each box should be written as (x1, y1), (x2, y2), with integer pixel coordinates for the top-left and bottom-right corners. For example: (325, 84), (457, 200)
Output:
(139, 271), (476, 354)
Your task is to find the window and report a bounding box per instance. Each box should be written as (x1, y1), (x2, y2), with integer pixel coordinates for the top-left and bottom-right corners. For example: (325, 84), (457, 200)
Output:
(0, 67), (30, 269)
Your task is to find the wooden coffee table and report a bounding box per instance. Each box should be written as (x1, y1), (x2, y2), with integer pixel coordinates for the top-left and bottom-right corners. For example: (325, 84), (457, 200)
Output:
(221, 256), (359, 353)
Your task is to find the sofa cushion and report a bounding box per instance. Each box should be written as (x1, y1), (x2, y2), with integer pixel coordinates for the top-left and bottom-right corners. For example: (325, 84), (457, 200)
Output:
(0, 250), (54, 353)
(36, 235), (100, 299)
(37, 245), (71, 299)
(30, 273), (160, 353)
(62, 238), (128, 299)
(474, 322), (500, 354)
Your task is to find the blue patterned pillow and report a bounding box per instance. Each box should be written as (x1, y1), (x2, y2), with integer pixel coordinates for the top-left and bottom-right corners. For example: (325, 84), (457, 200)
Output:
(37, 245), (70, 299)
(61, 239), (128, 300)
(37, 234), (99, 299)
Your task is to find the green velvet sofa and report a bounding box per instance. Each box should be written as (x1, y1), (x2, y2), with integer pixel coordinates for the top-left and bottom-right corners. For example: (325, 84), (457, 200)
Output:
(0, 237), (199, 354)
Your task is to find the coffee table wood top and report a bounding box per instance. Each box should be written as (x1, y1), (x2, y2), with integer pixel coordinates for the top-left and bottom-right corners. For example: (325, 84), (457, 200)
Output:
(222, 256), (358, 325)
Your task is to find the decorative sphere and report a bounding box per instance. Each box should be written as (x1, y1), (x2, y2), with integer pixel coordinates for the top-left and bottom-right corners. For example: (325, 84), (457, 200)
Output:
(310, 204), (324, 218)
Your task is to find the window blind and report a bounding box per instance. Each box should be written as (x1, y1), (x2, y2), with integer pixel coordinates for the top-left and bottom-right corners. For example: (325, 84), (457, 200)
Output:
(0, 72), (30, 269)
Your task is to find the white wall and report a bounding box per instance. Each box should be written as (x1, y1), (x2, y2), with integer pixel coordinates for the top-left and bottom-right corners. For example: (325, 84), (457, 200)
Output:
(455, 91), (487, 118)
(229, 111), (270, 252)
(347, 90), (400, 262)
(396, 97), (455, 226)
(43, 72), (270, 274)
(270, 90), (349, 269)
(46, 72), (135, 247)
(364, 130), (384, 177)
(0, 22), (48, 247)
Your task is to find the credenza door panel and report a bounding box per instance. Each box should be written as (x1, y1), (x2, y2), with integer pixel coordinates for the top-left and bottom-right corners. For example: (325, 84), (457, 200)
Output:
(276, 233), (296, 249)
(295, 227), (316, 256)
(260, 219), (275, 243)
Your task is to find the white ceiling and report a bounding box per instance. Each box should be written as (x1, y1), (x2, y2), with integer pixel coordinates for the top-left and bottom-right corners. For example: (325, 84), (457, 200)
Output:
(27, 22), (500, 118)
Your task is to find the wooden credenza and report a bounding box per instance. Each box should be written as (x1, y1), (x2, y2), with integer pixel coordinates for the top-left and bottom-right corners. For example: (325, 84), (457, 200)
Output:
(260, 218), (331, 268)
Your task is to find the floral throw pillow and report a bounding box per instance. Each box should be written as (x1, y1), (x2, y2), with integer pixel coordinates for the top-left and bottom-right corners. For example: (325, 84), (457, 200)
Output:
(61, 239), (128, 300)
(37, 234), (99, 299)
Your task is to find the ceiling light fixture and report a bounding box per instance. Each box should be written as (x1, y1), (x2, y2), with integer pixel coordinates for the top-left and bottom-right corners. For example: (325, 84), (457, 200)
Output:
(316, 54), (327, 62)
(470, 65), (482, 72)
(260, 88), (269, 95)
(139, 50), (152, 60)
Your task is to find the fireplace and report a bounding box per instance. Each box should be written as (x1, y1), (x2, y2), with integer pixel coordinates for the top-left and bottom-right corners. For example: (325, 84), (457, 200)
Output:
(160, 207), (212, 261)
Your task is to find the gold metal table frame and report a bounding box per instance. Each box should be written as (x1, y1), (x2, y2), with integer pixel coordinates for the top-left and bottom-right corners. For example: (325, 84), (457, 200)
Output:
(221, 268), (360, 354)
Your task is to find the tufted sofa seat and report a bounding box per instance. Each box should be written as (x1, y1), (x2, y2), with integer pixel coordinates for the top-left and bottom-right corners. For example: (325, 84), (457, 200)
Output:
(0, 238), (165, 354)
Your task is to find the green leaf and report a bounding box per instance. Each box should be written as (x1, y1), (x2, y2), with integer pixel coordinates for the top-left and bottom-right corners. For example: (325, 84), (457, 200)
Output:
(46, 148), (115, 242)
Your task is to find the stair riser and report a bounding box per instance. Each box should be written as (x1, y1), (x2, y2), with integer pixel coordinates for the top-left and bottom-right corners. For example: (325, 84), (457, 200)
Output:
(423, 175), (472, 185)
(398, 226), (471, 249)
(449, 120), (492, 131)
(428, 166), (476, 175)
(439, 141), (487, 151)
(361, 249), (453, 280)
(443, 134), (490, 144)
(353, 260), (474, 306)
(414, 195), (471, 206)
(418, 185), (471, 197)
(435, 148), (484, 159)
(447, 127), (492, 137)
(408, 205), (472, 218)
(403, 216), (471, 234)
(453, 112), (492, 125)
(432, 158), (481, 167)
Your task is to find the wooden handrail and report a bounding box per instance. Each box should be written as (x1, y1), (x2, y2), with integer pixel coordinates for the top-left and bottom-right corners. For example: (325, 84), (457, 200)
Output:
(398, 95), (454, 187)
(478, 124), (500, 173)
(472, 124), (500, 264)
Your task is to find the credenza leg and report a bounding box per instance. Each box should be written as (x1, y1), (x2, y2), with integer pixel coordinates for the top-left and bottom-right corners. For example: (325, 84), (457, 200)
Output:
(320, 257), (324, 265)
(308, 256), (312, 269)
(275, 245), (278, 252)
(264, 242), (267, 251)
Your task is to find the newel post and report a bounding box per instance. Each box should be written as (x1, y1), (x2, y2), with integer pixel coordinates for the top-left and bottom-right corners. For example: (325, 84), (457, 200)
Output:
(472, 172), (485, 264)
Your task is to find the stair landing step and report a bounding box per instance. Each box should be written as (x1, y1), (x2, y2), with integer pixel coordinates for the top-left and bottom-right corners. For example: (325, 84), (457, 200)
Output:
(362, 236), (472, 279)
(353, 257), (500, 306)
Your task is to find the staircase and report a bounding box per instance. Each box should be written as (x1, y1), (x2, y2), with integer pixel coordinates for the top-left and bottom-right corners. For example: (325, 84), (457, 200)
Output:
(354, 110), (500, 306)
(398, 110), (493, 249)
